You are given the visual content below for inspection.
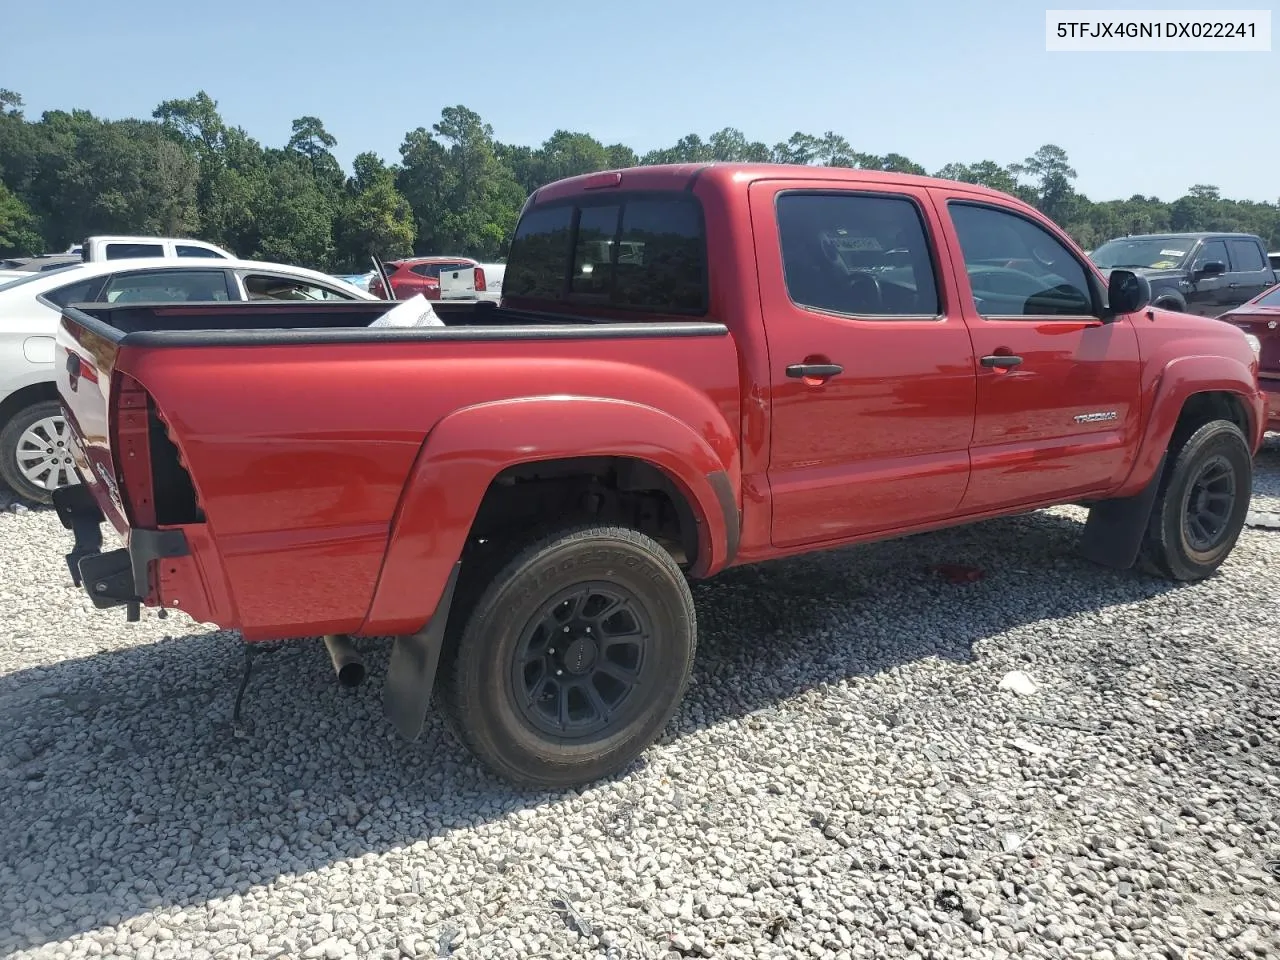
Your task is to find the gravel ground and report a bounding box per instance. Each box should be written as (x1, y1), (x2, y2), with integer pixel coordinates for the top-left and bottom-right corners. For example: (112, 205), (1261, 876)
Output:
(2, 436), (1279, 960)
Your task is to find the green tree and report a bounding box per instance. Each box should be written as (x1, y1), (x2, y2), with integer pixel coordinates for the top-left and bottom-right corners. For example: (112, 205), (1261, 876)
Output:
(0, 181), (41, 255)
(3, 94), (1278, 272)
(399, 106), (524, 259)
(1010, 144), (1078, 221)
(934, 160), (1019, 194)
(336, 152), (415, 269)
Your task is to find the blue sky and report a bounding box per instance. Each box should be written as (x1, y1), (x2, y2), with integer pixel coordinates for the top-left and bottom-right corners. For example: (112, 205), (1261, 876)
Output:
(2, 0), (1274, 202)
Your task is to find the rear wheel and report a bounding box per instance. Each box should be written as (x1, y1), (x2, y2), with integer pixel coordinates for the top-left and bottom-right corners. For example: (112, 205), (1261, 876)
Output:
(0, 400), (80, 505)
(438, 524), (697, 788)
(1138, 419), (1252, 580)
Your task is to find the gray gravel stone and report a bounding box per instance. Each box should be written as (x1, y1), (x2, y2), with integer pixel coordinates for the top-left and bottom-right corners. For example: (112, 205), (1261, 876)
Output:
(2, 437), (1280, 959)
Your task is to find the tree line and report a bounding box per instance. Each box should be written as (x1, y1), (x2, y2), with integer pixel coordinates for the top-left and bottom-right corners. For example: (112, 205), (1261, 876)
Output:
(1, 88), (1277, 272)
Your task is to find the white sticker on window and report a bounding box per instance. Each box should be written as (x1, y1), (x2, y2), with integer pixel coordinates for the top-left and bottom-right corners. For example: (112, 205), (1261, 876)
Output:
(834, 236), (883, 251)
(1159, 248), (1188, 256)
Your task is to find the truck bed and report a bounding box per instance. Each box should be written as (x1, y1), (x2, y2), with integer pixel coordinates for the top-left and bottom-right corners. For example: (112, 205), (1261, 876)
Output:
(54, 300), (740, 640)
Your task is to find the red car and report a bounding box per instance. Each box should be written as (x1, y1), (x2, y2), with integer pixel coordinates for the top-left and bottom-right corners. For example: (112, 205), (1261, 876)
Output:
(369, 256), (487, 300)
(1219, 282), (1280, 430)
(52, 163), (1264, 788)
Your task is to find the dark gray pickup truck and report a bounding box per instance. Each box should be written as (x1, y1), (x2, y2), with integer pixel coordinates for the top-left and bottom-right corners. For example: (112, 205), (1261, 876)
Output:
(1089, 232), (1277, 318)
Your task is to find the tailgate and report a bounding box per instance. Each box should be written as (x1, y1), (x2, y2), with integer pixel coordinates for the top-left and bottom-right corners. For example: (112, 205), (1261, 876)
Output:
(1225, 308), (1280, 376)
(55, 306), (130, 530)
(438, 266), (476, 300)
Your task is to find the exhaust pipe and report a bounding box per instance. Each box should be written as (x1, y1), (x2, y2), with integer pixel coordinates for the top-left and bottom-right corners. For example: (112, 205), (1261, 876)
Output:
(323, 634), (367, 687)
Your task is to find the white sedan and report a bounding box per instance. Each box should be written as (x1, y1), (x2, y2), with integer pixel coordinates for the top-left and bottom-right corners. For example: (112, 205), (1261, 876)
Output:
(0, 257), (377, 503)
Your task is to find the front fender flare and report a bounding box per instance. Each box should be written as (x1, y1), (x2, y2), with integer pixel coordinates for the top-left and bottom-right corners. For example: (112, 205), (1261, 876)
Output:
(360, 396), (740, 636)
(1118, 353), (1263, 497)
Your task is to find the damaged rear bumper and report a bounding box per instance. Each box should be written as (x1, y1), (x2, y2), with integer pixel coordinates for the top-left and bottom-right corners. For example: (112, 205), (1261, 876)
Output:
(51, 483), (189, 622)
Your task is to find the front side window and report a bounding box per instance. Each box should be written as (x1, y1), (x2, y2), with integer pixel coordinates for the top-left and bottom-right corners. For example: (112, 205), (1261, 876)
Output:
(776, 192), (940, 317)
(947, 202), (1094, 317)
(1193, 240), (1229, 272)
(1256, 285), (1280, 307)
(505, 193), (707, 314)
(103, 270), (231, 303)
(243, 274), (355, 301)
(105, 243), (165, 260)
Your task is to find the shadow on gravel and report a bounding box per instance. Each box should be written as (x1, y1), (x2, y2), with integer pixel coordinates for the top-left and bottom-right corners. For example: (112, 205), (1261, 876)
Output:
(1, 446), (1276, 952)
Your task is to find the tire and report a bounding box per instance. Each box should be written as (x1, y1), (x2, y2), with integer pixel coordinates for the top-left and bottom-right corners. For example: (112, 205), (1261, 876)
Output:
(438, 524), (697, 788)
(1154, 298), (1184, 312)
(1137, 419), (1252, 581)
(0, 400), (80, 505)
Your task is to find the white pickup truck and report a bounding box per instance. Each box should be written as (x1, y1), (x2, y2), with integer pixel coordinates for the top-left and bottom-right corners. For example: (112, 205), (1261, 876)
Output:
(68, 235), (235, 262)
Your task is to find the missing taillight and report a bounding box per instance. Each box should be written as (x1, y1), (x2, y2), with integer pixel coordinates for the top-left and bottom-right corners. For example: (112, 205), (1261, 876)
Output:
(111, 373), (203, 527)
(149, 407), (203, 525)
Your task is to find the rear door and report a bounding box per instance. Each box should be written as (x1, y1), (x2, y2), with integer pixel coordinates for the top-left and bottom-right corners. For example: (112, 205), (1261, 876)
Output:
(933, 191), (1142, 512)
(751, 178), (977, 547)
(1225, 238), (1274, 307)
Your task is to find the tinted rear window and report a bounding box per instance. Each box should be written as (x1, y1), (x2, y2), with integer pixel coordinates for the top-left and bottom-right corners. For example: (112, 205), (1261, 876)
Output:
(42, 276), (105, 307)
(1227, 239), (1266, 272)
(105, 243), (165, 260)
(504, 193), (707, 314)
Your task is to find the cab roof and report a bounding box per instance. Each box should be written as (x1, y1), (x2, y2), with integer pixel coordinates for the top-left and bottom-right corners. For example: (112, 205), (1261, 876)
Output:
(530, 162), (1019, 206)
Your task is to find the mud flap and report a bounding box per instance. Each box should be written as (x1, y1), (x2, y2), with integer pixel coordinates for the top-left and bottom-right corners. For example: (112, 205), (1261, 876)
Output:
(1078, 453), (1166, 569)
(383, 561), (461, 741)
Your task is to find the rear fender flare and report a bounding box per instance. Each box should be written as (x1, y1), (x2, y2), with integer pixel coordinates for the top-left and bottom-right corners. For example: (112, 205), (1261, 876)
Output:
(360, 396), (739, 636)
(1119, 354), (1262, 496)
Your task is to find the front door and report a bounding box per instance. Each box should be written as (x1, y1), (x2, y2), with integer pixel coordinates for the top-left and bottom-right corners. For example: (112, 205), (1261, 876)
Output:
(749, 180), (977, 548)
(934, 195), (1143, 513)
(1185, 238), (1230, 316)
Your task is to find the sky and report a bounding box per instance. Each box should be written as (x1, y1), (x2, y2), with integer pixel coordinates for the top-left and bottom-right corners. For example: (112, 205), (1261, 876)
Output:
(2, 0), (1275, 203)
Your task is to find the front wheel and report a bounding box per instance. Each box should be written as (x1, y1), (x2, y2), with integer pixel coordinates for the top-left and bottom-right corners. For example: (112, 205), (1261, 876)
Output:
(438, 524), (697, 788)
(0, 400), (81, 505)
(1138, 419), (1252, 581)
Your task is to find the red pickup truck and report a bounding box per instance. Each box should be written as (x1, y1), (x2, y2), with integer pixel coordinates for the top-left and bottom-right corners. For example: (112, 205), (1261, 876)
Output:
(1217, 282), (1280, 429)
(51, 163), (1265, 788)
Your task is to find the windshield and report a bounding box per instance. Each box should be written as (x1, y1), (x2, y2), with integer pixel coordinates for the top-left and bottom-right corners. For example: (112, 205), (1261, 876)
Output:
(1090, 238), (1194, 270)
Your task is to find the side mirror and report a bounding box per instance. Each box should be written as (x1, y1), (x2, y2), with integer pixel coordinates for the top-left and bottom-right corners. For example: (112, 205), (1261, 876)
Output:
(1106, 268), (1151, 317)
(1196, 260), (1226, 277)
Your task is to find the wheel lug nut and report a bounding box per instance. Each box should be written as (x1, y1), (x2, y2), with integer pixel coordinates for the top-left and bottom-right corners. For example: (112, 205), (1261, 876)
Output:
(563, 626), (570, 632)
(556, 670), (563, 676)
(548, 648), (555, 655)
